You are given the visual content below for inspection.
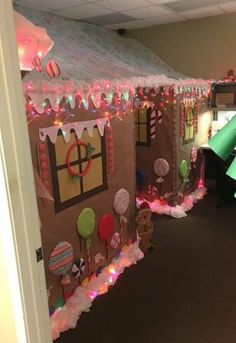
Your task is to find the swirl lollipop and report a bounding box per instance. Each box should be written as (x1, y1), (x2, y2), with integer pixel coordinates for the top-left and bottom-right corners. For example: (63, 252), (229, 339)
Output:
(48, 241), (73, 286)
(113, 188), (130, 246)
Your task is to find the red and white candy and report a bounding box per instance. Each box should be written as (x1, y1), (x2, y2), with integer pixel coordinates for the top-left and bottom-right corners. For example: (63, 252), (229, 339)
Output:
(45, 59), (60, 79)
(106, 126), (114, 176)
(32, 55), (43, 73)
(147, 184), (157, 196)
(110, 232), (121, 249)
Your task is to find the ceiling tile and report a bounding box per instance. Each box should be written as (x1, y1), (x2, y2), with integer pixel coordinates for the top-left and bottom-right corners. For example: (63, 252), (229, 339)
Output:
(53, 3), (113, 18)
(113, 19), (153, 29)
(84, 12), (135, 24)
(15, 0), (87, 10)
(147, 0), (181, 4)
(146, 13), (186, 23)
(124, 5), (172, 18)
(94, 0), (153, 12)
(164, 0), (230, 12)
(219, 1), (236, 12)
(180, 6), (224, 19)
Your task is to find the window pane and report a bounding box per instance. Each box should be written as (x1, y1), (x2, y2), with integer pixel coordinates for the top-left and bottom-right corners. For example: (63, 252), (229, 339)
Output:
(55, 132), (78, 166)
(80, 128), (101, 159)
(139, 124), (147, 142)
(82, 157), (103, 192)
(57, 166), (81, 202)
(139, 109), (147, 123)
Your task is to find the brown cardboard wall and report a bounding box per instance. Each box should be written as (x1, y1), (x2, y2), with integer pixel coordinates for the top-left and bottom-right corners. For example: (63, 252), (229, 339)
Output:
(28, 103), (136, 307)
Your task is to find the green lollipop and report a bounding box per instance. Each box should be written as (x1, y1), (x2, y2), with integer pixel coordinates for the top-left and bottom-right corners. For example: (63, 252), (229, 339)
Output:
(179, 160), (188, 181)
(77, 208), (95, 239)
(77, 208), (95, 274)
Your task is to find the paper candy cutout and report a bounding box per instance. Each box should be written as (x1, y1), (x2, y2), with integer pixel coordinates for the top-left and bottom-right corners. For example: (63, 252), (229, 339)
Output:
(153, 158), (169, 183)
(48, 241), (73, 278)
(94, 252), (105, 264)
(98, 214), (115, 243)
(113, 188), (130, 215)
(77, 208), (96, 240)
(110, 232), (121, 249)
(71, 258), (86, 278)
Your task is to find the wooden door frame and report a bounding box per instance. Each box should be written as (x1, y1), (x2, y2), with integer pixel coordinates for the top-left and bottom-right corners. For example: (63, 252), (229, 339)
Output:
(0, 1), (52, 342)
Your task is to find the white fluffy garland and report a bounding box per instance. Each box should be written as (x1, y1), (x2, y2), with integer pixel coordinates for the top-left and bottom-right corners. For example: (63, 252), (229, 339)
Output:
(51, 240), (144, 340)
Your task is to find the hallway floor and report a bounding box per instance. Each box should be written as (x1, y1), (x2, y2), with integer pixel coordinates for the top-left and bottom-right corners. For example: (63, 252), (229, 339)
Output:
(57, 193), (236, 343)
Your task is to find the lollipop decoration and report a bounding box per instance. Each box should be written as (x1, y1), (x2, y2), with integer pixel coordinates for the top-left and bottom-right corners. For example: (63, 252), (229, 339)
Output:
(98, 214), (115, 259)
(179, 159), (189, 187)
(77, 208), (96, 274)
(48, 241), (73, 286)
(153, 158), (169, 183)
(113, 188), (130, 246)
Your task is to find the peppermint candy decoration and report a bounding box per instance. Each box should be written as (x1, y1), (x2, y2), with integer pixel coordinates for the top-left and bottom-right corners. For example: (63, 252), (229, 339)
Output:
(147, 184), (157, 195)
(71, 258), (86, 278)
(94, 252), (105, 264)
(32, 55), (43, 73)
(45, 59), (60, 79)
(110, 232), (121, 249)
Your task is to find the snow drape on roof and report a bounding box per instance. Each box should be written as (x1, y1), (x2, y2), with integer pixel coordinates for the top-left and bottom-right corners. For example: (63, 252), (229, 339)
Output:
(15, 6), (209, 86)
(15, 5), (185, 82)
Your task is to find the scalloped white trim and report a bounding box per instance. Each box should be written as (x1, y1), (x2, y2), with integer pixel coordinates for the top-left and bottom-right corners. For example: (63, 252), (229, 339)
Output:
(39, 117), (110, 143)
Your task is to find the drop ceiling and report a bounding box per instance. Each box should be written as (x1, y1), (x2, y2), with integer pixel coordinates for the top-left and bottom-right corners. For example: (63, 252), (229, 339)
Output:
(13, 0), (236, 29)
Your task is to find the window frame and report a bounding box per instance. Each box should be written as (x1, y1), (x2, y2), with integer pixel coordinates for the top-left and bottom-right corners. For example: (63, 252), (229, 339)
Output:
(183, 103), (195, 145)
(135, 106), (151, 147)
(48, 129), (108, 213)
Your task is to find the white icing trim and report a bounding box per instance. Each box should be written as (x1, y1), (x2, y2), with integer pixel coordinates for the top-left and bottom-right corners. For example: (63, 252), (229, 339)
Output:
(39, 117), (110, 143)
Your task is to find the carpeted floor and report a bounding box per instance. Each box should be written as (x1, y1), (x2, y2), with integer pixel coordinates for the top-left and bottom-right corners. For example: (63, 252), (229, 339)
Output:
(57, 193), (236, 343)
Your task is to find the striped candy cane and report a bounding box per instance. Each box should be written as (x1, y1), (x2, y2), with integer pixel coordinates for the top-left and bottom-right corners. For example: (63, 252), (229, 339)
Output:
(180, 103), (185, 138)
(106, 126), (114, 176)
(157, 110), (163, 124)
(150, 110), (156, 139)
